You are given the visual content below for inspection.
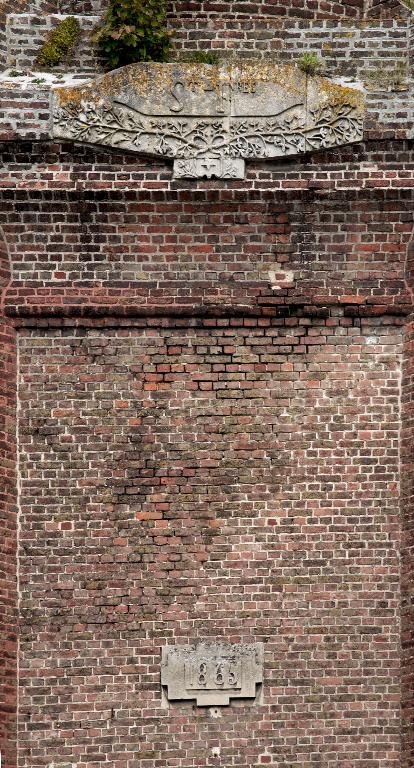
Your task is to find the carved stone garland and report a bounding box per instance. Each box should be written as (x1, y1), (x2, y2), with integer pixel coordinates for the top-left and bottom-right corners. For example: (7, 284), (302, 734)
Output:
(52, 63), (364, 179)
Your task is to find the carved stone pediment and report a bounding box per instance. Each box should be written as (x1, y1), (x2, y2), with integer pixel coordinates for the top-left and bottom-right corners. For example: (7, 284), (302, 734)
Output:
(52, 62), (364, 179)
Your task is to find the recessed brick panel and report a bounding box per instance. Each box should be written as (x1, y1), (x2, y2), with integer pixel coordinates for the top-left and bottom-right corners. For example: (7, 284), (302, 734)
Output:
(17, 316), (402, 767)
(0, 231), (17, 768)
(402, 237), (414, 767)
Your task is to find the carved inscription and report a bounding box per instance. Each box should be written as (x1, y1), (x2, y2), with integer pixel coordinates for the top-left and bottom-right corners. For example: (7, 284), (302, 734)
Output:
(170, 80), (186, 112)
(185, 657), (242, 690)
(161, 643), (263, 706)
(52, 63), (364, 179)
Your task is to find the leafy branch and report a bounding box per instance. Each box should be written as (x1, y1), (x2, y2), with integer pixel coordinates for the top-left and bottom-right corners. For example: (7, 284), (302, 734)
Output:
(93, 0), (172, 71)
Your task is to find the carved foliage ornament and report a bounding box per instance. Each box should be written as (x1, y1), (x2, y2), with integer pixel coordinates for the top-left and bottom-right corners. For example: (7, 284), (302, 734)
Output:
(52, 63), (364, 179)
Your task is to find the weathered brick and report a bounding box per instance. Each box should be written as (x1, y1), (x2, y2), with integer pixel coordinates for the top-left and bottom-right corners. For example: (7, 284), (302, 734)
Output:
(0, 2), (413, 767)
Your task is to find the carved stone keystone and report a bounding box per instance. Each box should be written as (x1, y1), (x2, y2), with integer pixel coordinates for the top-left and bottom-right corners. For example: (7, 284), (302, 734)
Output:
(52, 62), (364, 180)
(161, 643), (263, 706)
(174, 156), (245, 180)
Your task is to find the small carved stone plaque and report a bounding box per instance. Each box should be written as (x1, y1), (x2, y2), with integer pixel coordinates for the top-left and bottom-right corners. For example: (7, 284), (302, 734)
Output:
(173, 156), (245, 179)
(52, 62), (364, 179)
(161, 643), (263, 706)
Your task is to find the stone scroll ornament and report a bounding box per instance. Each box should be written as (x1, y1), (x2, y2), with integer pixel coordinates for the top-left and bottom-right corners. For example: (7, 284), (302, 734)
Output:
(52, 62), (364, 179)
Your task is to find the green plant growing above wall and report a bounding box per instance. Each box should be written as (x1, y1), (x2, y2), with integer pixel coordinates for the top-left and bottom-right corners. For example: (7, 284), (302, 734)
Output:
(37, 17), (81, 68)
(93, 0), (172, 71)
(297, 52), (324, 76)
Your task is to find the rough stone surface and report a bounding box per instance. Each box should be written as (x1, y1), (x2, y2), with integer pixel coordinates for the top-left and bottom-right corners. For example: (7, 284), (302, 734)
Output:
(161, 643), (263, 705)
(52, 62), (364, 177)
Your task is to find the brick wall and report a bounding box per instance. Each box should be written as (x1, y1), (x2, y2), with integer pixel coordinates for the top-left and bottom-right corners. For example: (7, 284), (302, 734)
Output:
(403, 321), (414, 768)
(402, 230), (414, 768)
(0, 144), (411, 766)
(0, 0), (55, 68)
(3, 0), (410, 72)
(16, 312), (402, 768)
(1, 0), (410, 70)
(366, 0), (410, 18)
(0, 90), (51, 141)
(0, 227), (17, 768)
(0, 0), (414, 765)
(5, 14), (100, 72)
(168, 0), (365, 19)
(409, 17), (414, 73)
(0, 0), (104, 69)
(172, 18), (410, 73)
(0, 182), (412, 317)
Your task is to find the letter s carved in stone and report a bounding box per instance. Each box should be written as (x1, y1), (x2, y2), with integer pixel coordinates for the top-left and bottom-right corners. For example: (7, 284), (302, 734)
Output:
(170, 81), (185, 113)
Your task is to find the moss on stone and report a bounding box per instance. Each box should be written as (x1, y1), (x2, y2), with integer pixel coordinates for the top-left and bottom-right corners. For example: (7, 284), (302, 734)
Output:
(37, 17), (81, 69)
(179, 51), (220, 66)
